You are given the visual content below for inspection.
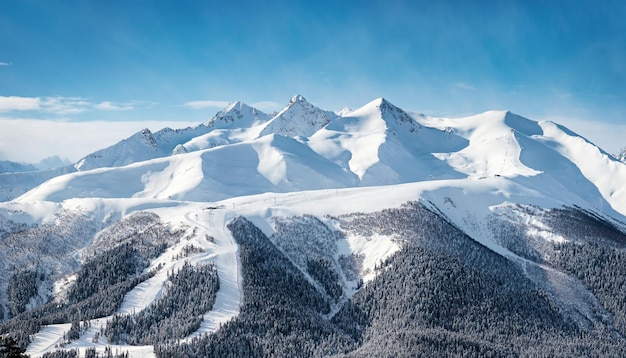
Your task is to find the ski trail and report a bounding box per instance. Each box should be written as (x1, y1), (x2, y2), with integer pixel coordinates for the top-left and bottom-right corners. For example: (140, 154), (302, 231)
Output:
(26, 323), (71, 356)
(117, 270), (167, 315)
(183, 208), (242, 340)
(26, 204), (243, 357)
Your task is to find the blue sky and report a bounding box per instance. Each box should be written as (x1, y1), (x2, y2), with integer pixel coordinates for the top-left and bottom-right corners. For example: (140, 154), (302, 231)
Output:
(1, 0), (626, 161)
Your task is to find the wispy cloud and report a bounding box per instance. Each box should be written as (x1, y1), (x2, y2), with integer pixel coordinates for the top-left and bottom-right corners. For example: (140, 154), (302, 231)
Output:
(184, 100), (231, 109)
(0, 96), (92, 114)
(0, 62), (11, 66)
(94, 101), (134, 111)
(0, 96), (153, 115)
(0, 96), (40, 112)
(452, 82), (477, 91)
(41, 97), (91, 114)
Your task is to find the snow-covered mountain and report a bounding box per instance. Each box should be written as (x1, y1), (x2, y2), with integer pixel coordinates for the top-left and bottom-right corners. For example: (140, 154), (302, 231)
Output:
(259, 95), (337, 137)
(0, 157), (69, 174)
(0, 160), (37, 173)
(15, 96), (626, 217)
(2, 95), (626, 357)
(615, 146), (626, 163)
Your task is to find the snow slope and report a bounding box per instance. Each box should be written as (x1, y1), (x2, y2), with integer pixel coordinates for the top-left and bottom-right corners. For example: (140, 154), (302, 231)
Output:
(16, 97), (626, 221)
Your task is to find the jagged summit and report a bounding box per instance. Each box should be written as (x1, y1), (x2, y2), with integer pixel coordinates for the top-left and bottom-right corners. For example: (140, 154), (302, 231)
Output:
(74, 128), (160, 171)
(204, 101), (270, 129)
(259, 94), (338, 137)
(0, 160), (37, 174)
(614, 146), (626, 163)
(289, 94), (308, 104)
(349, 97), (420, 130)
(379, 98), (420, 128)
(335, 107), (353, 116)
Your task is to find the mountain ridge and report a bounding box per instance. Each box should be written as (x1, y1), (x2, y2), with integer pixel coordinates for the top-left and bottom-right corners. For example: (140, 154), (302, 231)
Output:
(14, 96), (626, 220)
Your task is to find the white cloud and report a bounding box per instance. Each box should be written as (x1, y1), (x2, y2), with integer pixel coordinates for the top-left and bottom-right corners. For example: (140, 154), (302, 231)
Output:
(0, 96), (151, 115)
(0, 117), (199, 163)
(0, 62), (11, 66)
(184, 100), (231, 109)
(0, 96), (93, 114)
(0, 96), (41, 112)
(94, 101), (134, 111)
(41, 97), (92, 114)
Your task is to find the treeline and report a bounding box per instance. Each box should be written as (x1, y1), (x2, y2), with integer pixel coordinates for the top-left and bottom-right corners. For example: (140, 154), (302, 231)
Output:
(491, 205), (626, 337)
(5, 202), (626, 356)
(333, 203), (626, 356)
(158, 202), (626, 357)
(271, 215), (349, 303)
(155, 217), (354, 357)
(7, 269), (38, 317)
(306, 258), (343, 301)
(552, 241), (626, 336)
(105, 261), (219, 345)
(0, 211), (181, 349)
(41, 346), (129, 358)
(0, 244), (157, 348)
(1, 210), (98, 325)
(68, 243), (145, 304)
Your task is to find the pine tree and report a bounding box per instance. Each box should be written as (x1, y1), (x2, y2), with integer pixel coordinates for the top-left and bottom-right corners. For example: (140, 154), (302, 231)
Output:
(0, 336), (27, 357)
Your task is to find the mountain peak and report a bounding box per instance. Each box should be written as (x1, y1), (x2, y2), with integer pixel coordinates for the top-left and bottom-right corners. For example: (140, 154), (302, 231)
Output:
(375, 97), (390, 105)
(74, 127), (160, 171)
(223, 100), (244, 111)
(259, 96), (337, 137)
(501, 111), (543, 137)
(205, 101), (269, 129)
(289, 94), (308, 105)
(615, 146), (626, 163)
(356, 97), (418, 130)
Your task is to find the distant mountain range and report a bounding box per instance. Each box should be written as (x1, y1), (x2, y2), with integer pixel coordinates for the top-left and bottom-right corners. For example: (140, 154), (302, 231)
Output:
(1, 95), (626, 357)
(0, 156), (70, 174)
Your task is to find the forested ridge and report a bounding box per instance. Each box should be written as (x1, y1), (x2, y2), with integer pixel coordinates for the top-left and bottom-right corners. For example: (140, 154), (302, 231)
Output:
(3, 202), (626, 357)
(105, 261), (220, 345)
(0, 243), (158, 348)
(0, 213), (182, 349)
(157, 203), (626, 357)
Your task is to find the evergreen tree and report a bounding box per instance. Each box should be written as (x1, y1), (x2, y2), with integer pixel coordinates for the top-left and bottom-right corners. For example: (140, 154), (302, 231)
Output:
(0, 336), (27, 358)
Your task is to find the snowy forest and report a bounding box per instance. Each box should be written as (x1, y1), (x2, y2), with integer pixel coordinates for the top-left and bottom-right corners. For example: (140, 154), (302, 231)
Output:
(1, 201), (626, 357)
